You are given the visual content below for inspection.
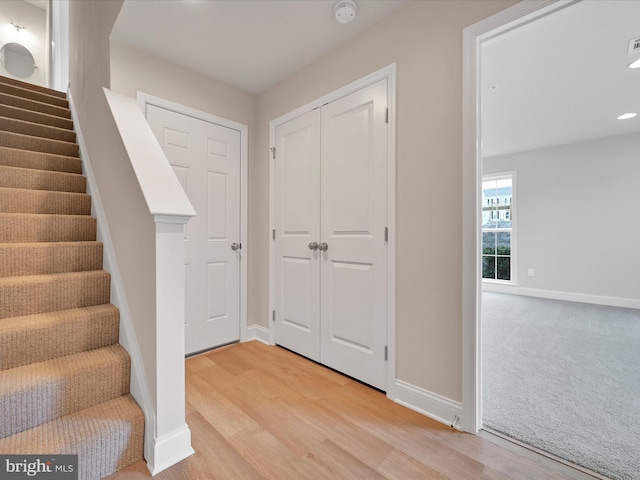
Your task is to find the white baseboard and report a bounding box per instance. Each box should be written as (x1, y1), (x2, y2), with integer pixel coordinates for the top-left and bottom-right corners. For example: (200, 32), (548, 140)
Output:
(393, 380), (463, 430)
(146, 425), (195, 475)
(483, 283), (640, 310)
(246, 324), (271, 345)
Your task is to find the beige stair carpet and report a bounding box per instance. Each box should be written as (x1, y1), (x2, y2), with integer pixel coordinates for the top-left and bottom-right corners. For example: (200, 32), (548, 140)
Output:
(0, 75), (144, 479)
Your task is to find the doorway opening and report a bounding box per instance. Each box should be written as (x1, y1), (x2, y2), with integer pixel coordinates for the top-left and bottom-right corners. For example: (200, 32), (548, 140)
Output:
(464, 2), (640, 479)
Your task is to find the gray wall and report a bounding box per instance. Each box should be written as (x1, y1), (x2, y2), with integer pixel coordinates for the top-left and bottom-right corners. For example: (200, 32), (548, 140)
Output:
(68, 0), (159, 405)
(484, 133), (640, 301)
(256, 0), (517, 402)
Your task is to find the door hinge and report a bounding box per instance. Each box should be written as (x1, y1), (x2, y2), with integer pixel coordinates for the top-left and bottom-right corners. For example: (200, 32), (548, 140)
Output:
(384, 226), (388, 242)
(385, 108), (389, 124)
(384, 345), (388, 361)
(272, 229), (276, 240)
(272, 310), (275, 322)
(270, 146), (276, 159)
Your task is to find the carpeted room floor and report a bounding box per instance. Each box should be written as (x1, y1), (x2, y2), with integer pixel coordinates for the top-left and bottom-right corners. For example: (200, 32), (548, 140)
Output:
(482, 292), (640, 480)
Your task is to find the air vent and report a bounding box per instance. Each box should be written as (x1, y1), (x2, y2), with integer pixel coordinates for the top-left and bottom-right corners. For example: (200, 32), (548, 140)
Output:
(628, 37), (640, 56)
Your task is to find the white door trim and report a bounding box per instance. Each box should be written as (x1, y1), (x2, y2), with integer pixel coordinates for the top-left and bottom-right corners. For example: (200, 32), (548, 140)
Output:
(268, 64), (397, 398)
(137, 92), (249, 343)
(461, 0), (580, 433)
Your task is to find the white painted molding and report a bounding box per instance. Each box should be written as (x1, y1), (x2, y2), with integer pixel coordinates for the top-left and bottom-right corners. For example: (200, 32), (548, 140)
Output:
(67, 91), (157, 469)
(103, 88), (196, 219)
(462, 0), (581, 435)
(268, 64), (398, 398)
(483, 283), (640, 310)
(246, 325), (271, 345)
(393, 380), (462, 430)
(147, 425), (193, 475)
(137, 92), (249, 344)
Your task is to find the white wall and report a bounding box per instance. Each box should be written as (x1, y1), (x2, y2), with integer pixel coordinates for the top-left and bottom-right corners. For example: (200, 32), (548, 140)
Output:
(0, 0), (46, 86)
(484, 133), (640, 303)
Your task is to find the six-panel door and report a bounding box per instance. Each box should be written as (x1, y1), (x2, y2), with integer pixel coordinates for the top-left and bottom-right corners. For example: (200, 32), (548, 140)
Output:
(146, 104), (241, 355)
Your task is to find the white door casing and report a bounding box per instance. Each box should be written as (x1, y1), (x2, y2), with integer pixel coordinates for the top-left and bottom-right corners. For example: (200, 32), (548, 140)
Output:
(274, 109), (322, 361)
(273, 77), (389, 391)
(146, 103), (242, 355)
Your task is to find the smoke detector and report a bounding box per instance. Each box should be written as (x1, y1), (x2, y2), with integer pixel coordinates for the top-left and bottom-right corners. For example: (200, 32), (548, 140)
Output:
(334, 1), (357, 24)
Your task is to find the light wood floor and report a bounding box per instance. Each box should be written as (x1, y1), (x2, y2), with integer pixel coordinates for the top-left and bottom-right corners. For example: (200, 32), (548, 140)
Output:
(107, 341), (598, 480)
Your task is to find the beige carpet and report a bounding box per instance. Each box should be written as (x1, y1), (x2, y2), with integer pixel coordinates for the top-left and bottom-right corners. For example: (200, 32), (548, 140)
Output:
(0, 75), (144, 479)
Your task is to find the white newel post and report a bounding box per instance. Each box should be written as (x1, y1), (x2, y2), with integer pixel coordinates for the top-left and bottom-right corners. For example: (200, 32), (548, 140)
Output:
(151, 215), (195, 474)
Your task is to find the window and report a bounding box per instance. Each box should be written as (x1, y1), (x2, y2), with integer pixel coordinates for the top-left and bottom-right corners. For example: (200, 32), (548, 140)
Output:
(482, 175), (513, 282)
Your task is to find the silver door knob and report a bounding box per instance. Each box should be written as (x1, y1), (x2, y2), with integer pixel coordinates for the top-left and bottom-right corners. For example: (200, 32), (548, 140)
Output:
(308, 242), (318, 251)
(231, 243), (241, 251)
(318, 242), (328, 252)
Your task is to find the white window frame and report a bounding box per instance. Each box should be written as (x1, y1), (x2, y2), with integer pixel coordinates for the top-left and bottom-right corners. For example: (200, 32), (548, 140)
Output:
(481, 172), (516, 285)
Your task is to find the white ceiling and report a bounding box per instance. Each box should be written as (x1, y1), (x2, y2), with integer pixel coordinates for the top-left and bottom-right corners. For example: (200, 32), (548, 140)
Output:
(23, 0), (48, 11)
(481, 0), (640, 157)
(111, 0), (408, 94)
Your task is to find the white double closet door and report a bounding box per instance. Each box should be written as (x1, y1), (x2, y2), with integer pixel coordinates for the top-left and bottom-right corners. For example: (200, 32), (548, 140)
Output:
(274, 79), (388, 390)
(146, 104), (242, 355)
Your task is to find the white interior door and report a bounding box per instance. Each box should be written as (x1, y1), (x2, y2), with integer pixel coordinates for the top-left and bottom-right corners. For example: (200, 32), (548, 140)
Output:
(320, 79), (388, 390)
(273, 79), (388, 390)
(274, 109), (321, 361)
(146, 105), (241, 355)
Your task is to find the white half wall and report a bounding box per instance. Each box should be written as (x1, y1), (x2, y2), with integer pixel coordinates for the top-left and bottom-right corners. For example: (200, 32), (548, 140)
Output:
(483, 133), (640, 303)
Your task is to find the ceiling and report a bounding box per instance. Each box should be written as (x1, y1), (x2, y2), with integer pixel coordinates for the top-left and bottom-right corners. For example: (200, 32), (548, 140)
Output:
(481, 0), (640, 157)
(23, 0), (48, 10)
(111, 0), (408, 94)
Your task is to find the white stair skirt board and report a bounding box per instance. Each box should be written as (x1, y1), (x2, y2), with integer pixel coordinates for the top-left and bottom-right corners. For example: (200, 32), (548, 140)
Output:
(393, 380), (463, 430)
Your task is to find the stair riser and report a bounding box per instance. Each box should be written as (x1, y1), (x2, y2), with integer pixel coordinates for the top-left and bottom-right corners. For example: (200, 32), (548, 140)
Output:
(0, 76), (67, 100)
(0, 83), (69, 109)
(0, 104), (73, 131)
(0, 188), (91, 215)
(0, 116), (76, 143)
(0, 147), (83, 174)
(0, 165), (86, 193)
(0, 395), (144, 480)
(0, 214), (96, 243)
(0, 272), (110, 319)
(0, 92), (70, 119)
(0, 131), (79, 157)
(0, 346), (130, 438)
(0, 306), (119, 370)
(0, 242), (103, 277)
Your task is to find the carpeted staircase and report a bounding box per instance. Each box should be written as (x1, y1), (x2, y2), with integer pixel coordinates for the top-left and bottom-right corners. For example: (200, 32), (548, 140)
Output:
(0, 76), (144, 479)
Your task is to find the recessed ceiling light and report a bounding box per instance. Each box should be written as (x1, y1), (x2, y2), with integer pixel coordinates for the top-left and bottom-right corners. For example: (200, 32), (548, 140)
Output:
(628, 58), (640, 69)
(617, 113), (637, 120)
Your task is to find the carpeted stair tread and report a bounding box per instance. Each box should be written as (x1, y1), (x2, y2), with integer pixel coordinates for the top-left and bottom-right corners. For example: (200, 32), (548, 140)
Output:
(0, 75), (67, 99)
(0, 187), (91, 215)
(0, 344), (130, 438)
(0, 92), (70, 119)
(0, 394), (144, 480)
(0, 213), (96, 243)
(0, 82), (69, 109)
(0, 131), (79, 157)
(0, 305), (119, 370)
(0, 147), (83, 174)
(0, 115), (76, 143)
(0, 104), (74, 131)
(0, 165), (86, 192)
(0, 241), (103, 277)
(0, 270), (110, 319)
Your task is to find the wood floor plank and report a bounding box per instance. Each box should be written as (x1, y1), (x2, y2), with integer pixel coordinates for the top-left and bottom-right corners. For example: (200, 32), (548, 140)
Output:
(106, 341), (598, 480)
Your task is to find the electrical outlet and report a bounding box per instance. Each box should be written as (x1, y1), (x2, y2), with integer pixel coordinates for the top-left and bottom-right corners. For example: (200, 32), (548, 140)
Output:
(528, 268), (534, 276)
